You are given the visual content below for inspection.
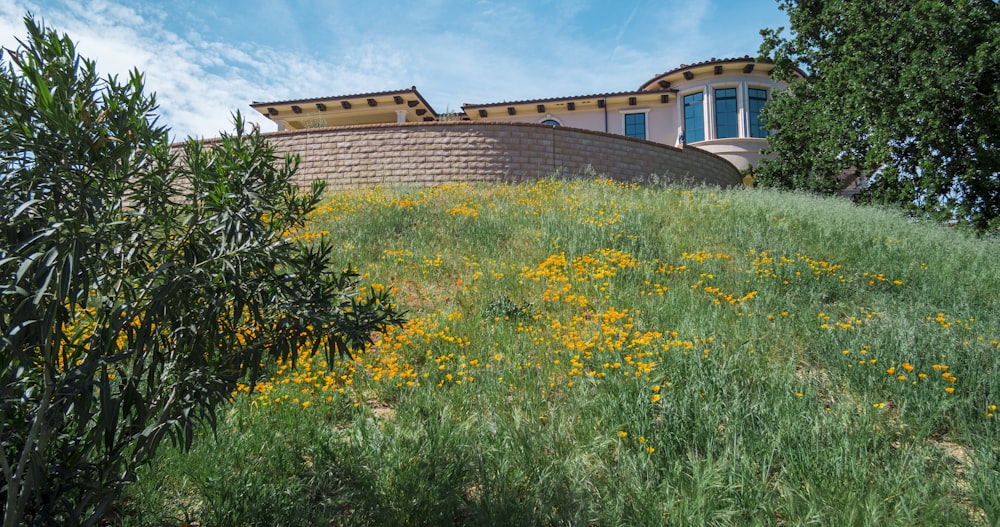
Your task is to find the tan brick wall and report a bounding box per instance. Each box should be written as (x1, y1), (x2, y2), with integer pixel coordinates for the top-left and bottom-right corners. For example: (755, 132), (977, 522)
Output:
(253, 121), (741, 190)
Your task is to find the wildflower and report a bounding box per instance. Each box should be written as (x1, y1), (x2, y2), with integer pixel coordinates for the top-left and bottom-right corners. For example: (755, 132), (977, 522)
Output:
(651, 394), (661, 403)
(945, 387), (955, 394)
(618, 431), (628, 438)
(646, 446), (655, 453)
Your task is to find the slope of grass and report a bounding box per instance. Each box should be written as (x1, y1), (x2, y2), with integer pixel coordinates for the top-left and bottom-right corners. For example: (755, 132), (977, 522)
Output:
(123, 179), (1000, 526)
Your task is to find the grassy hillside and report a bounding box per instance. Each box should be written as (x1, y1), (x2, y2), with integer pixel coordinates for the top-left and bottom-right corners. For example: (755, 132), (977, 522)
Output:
(125, 179), (1000, 526)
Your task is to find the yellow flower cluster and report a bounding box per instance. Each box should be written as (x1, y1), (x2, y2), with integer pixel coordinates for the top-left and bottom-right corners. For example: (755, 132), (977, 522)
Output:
(749, 249), (904, 288)
(928, 312), (975, 330)
(617, 430), (655, 453)
(817, 310), (876, 331)
(233, 350), (355, 406)
(445, 203), (479, 218)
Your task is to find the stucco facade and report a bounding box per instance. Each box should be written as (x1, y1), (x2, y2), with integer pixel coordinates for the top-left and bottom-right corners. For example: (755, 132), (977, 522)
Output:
(461, 57), (796, 171)
(250, 56), (801, 173)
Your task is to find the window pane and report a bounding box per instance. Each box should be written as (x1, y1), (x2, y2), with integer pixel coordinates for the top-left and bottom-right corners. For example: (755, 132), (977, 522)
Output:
(683, 92), (704, 143)
(624, 113), (646, 140)
(542, 119), (560, 126)
(714, 88), (738, 139)
(748, 88), (769, 138)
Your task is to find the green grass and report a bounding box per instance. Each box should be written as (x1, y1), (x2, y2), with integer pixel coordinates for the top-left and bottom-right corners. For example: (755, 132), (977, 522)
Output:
(122, 178), (1000, 526)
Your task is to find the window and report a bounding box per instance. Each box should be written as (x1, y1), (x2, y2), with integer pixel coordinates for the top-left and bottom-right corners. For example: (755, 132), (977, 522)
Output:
(714, 88), (738, 139)
(748, 88), (769, 138)
(541, 119), (560, 126)
(683, 92), (704, 143)
(624, 112), (646, 140)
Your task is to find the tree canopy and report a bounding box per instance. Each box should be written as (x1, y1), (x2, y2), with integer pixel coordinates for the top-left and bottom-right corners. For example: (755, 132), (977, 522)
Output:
(756, 0), (1000, 231)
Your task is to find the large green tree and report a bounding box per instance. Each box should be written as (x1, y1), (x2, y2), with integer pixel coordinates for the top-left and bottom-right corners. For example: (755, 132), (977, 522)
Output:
(0, 16), (404, 526)
(757, 0), (1000, 231)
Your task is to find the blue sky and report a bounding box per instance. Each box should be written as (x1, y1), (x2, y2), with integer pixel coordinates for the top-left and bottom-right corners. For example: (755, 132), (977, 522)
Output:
(1, 1), (790, 140)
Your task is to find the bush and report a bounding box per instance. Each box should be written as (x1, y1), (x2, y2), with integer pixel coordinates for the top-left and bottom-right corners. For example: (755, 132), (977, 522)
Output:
(0, 15), (404, 526)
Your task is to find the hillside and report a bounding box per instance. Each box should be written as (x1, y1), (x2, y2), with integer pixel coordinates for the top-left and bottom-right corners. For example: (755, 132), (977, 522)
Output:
(126, 179), (1000, 526)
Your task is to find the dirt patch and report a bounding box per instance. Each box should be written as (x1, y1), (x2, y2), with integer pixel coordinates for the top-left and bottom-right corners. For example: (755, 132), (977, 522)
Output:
(367, 399), (395, 420)
(931, 437), (985, 524)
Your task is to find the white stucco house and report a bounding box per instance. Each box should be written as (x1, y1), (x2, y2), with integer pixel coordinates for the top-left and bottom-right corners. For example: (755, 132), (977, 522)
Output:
(250, 56), (802, 173)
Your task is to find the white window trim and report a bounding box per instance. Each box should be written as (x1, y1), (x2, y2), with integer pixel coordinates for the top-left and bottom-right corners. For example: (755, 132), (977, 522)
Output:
(619, 107), (650, 140)
(711, 84), (741, 140)
(678, 89), (706, 144)
(746, 85), (771, 138)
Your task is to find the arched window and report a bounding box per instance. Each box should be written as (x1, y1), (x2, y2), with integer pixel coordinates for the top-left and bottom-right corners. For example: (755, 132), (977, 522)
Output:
(541, 119), (560, 126)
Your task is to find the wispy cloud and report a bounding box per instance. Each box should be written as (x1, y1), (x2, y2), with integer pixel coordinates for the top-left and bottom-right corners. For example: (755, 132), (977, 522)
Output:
(2, 0), (274, 139)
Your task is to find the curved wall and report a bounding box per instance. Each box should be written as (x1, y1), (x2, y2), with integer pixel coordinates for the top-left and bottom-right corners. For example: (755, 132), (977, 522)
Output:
(258, 121), (742, 190)
(695, 138), (771, 172)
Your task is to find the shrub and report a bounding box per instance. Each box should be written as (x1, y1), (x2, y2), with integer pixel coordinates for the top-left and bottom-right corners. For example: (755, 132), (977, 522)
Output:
(0, 15), (404, 526)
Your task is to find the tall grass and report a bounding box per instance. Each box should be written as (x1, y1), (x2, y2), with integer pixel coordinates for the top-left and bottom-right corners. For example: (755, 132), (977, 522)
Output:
(123, 179), (1000, 526)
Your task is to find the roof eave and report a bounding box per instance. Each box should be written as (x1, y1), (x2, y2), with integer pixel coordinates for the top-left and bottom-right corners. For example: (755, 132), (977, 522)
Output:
(461, 89), (674, 111)
(251, 86), (439, 119)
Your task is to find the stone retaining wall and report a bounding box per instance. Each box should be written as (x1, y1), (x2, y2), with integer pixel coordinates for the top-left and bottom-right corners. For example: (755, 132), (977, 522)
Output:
(255, 121), (741, 190)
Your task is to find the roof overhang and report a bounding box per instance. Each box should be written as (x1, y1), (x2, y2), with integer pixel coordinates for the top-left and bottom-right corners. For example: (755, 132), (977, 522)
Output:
(638, 57), (805, 92)
(250, 87), (438, 129)
(462, 90), (676, 120)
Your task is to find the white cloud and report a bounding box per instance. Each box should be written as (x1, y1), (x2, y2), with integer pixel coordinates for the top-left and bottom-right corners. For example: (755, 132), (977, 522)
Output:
(1, 0), (292, 138)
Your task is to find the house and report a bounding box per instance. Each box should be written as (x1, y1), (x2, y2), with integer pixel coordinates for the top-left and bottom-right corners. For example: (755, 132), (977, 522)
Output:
(250, 56), (800, 172)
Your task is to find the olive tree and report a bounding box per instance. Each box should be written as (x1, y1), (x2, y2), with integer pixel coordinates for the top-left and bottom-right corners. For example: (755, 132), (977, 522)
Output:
(0, 16), (404, 526)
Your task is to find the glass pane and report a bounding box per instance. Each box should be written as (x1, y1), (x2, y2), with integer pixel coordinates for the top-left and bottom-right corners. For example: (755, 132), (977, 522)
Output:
(683, 92), (704, 143)
(624, 113), (646, 140)
(748, 88), (768, 138)
(714, 88), (738, 139)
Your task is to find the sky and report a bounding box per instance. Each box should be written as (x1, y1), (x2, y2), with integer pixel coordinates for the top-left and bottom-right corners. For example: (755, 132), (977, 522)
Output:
(0, 0), (790, 141)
